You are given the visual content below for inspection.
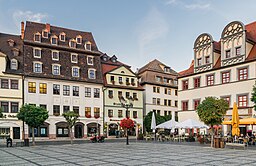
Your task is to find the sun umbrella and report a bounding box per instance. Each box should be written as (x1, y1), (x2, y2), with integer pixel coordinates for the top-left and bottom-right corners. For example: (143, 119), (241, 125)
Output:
(151, 112), (156, 133)
(231, 102), (240, 136)
(156, 119), (178, 129)
(175, 119), (209, 129)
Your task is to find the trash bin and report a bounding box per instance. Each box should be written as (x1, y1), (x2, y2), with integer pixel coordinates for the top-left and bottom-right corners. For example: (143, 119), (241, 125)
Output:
(24, 139), (29, 147)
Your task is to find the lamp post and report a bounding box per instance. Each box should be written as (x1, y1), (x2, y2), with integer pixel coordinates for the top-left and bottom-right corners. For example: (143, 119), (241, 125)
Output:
(119, 96), (134, 145)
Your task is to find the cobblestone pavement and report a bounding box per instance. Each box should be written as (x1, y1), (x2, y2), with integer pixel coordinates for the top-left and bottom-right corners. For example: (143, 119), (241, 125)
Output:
(1, 142), (256, 166)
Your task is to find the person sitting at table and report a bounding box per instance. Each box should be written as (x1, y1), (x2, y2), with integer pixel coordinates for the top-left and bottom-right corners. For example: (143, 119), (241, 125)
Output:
(246, 133), (252, 145)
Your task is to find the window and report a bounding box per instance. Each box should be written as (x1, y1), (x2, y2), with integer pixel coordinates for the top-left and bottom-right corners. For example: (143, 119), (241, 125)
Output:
(40, 104), (47, 110)
(127, 110), (130, 118)
(175, 90), (178, 96)
(28, 82), (36, 93)
(194, 100), (200, 110)
(52, 51), (59, 61)
(70, 40), (76, 48)
(1, 79), (9, 89)
(157, 98), (160, 105)
(133, 111), (137, 118)
(42, 30), (48, 38)
(157, 110), (160, 115)
(205, 56), (210, 64)
(63, 106), (70, 113)
(33, 48), (41, 58)
(72, 67), (80, 77)
(238, 95), (247, 107)
(76, 36), (82, 44)
(126, 92), (130, 98)
(236, 47), (241, 56)
(126, 78), (130, 85)
(133, 93), (138, 100)
(53, 105), (60, 116)
(94, 88), (100, 98)
(73, 106), (79, 115)
(156, 76), (161, 82)
(118, 91), (122, 97)
(71, 54), (78, 63)
(182, 80), (188, 90)
(39, 83), (47, 94)
(51, 36), (58, 45)
(53, 84), (60, 95)
(164, 111), (167, 116)
(197, 58), (202, 66)
(168, 100), (171, 106)
(63, 85), (70, 96)
(108, 109), (113, 117)
(164, 88), (171, 95)
(89, 69), (96, 79)
(110, 76), (115, 82)
(119, 77), (123, 83)
(207, 75), (214, 86)
(118, 110), (123, 118)
(131, 78), (135, 85)
(11, 102), (19, 113)
(33, 62), (42, 73)
(164, 67), (170, 73)
(152, 98), (156, 105)
(11, 80), (18, 89)
(52, 65), (60, 75)
(1, 101), (9, 113)
(175, 100), (178, 107)
(182, 101), (188, 111)
(226, 50), (231, 58)
(157, 87), (160, 93)
(221, 96), (230, 107)
(164, 99), (167, 106)
(153, 86), (156, 93)
(108, 90), (113, 98)
(85, 87), (91, 97)
(94, 107), (100, 118)
(34, 33), (41, 42)
(87, 56), (93, 65)
(11, 59), (18, 70)
(85, 42), (91, 50)
(85, 107), (91, 117)
(222, 71), (230, 84)
(59, 33), (65, 42)
(238, 68), (248, 81)
(164, 78), (168, 83)
(73, 86), (79, 96)
(174, 79), (178, 85)
(194, 77), (200, 88)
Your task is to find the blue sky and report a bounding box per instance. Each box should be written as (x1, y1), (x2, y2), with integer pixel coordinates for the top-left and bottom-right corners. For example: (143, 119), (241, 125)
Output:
(0, 0), (256, 72)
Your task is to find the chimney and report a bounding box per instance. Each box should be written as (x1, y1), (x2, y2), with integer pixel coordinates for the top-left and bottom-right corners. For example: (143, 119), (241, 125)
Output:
(21, 21), (24, 40)
(46, 23), (50, 33)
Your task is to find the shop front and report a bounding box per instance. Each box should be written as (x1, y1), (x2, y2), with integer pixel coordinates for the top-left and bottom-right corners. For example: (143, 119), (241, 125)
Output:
(87, 122), (100, 137)
(0, 121), (21, 140)
(56, 122), (69, 137)
(29, 122), (49, 137)
(108, 123), (118, 136)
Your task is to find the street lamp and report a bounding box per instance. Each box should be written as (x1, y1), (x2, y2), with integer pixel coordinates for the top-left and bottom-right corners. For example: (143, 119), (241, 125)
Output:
(119, 96), (134, 145)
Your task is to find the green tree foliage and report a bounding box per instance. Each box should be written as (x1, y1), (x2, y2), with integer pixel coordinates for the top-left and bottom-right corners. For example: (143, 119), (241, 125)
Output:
(0, 108), (4, 118)
(63, 111), (79, 145)
(144, 111), (172, 133)
(251, 81), (256, 111)
(17, 104), (49, 146)
(196, 97), (228, 147)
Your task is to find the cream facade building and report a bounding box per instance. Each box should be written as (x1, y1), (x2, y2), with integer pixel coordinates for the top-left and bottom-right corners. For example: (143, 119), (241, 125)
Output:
(178, 21), (256, 135)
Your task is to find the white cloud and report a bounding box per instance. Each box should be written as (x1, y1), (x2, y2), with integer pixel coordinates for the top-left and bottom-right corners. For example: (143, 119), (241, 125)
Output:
(12, 10), (48, 27)
(165, 0), (178, 5)
(185, 3), (210, 10)
(165, 0), (211, 10)
(137, 7), (169, 57)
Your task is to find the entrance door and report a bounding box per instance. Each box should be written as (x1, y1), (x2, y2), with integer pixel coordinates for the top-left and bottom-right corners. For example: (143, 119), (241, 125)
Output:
(75, 125), (83, 138)
(13, 127), (20, 139)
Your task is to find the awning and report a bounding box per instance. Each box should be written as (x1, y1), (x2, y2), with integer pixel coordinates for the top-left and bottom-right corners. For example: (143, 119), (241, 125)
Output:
(222, 117), (256, 125)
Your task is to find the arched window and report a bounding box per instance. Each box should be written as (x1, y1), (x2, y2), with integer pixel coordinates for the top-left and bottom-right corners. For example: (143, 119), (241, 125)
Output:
(34, 32), (41, 42)
(85, 41), (91, 50)
(42, 29), (48, 38)
(69, 39), (76, 48)
(76, 35), (82, 44)
(51, 35), (58, 45)
(11, 59), (18, 70)
(59, 32), (66, 42)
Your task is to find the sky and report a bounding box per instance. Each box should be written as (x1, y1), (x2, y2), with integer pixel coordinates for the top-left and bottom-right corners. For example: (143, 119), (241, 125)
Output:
(0, 0), (256, 72)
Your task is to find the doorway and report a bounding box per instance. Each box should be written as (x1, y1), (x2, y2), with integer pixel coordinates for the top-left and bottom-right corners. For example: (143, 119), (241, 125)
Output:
(75, 124), (83, 138)
(13, 127), (20, 139)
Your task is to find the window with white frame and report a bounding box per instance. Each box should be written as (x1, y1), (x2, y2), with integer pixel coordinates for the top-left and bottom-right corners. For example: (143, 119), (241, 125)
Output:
(52, 51), (59, 61)
(34, 32), (41, 42)
(71, 54), (78, 63)
(51, 36), (58, 45)
(69, 39), (76, 48)
(33, 48), (41, 58)
(76, 35), (82, 44)
(33, 62), (42, 73)
(88, 69), (96, 79)
(59, 32), (65, 42)
(238, 95), (248, 107)
(85, 41), (91, 50)
(72, 67), (80, 77)
(87, 56), (93, 65)
(10, 59), (18, 70)
(42, 30), (48, 38)
(52, 64), (60, 75)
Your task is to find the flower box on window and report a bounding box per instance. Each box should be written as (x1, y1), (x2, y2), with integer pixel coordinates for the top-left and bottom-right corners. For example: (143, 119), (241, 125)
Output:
(108, 95), (113, 99)
(133, 97), (138, 101)
(53, 113), (60, 116)
(119, 81), (123, 84)
(108, 115), (113, 118)
(94, 115), (100, 119)
(111, 80), (115, 85)
(131, 82), (135, 86)
(133, 116), (137, 119)
(126, 82), (130, 85)
(85, 114), (91, 118)
(118, 116), (123, 118)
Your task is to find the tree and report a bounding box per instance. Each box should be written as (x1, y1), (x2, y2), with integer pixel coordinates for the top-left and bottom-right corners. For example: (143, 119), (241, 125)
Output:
(196, 97), (229, 147)
(251, 81), (256, 111)
(63, 111), (79, 145)
(120, 117), (134, 145)
(0, 108), (4, 118)
(143, 111), (172, 133)
(17, 104), (49, 146)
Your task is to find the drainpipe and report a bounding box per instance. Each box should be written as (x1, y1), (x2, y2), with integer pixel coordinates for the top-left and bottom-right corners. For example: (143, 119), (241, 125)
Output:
(102, 87), (107, 137)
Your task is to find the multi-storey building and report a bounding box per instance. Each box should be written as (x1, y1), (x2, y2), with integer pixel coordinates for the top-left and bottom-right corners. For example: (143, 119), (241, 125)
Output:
(101, 54), (144, 137)
(178, 21), (256, 135)
(22, 21), (104, 139)
(0, 33), (23, 140)
(138, 59), (178, 119)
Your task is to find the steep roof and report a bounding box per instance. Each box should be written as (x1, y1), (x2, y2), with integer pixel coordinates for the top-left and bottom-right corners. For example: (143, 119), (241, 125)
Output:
(179, 21), (256, 78)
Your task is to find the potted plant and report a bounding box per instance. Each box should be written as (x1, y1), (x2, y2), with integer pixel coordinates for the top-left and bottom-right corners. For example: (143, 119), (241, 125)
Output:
(126, 82), (130, 85)
(85, 114), (91, 118)
(94, 115), (100, 119)
(119, 81), (123, 84)
(131, 82), (135, 86)
(111, 80), (115, 85)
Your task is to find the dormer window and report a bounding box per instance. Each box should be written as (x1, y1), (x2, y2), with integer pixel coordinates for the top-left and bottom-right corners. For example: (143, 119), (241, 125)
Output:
(76, 36), (82, 44)
(205, 56), (210, 64)
(111, 56), (117, 63)
(52, 51), (59, 61)
(12, 48), (19, 56)
(7, 39), (15, 47)
(34, 32), (41, 42)
(87, 56), (93, 65)
(42, 29), (48, 38)
(71, 53), (78, 63)
(236, 47), (241, 56)
(197, 58), (202, 66)
(33, 48), (41, 58)
(59, 32), (66, 42)
(11, 59), (18, 70)
(226, 50), (231, 58)
(164, 67), (170, 73)
(69, 39), (76, 48)
(51, 36), (58, 45)
(85, 41), (91, 50)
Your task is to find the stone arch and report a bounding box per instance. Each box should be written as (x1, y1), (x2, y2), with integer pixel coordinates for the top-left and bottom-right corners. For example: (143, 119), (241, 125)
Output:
(221, 21), (245, 38)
